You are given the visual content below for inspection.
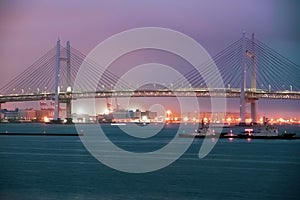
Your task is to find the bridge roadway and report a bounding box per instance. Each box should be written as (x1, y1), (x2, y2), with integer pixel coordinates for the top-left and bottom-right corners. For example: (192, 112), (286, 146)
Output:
(1, 88), (300, 103)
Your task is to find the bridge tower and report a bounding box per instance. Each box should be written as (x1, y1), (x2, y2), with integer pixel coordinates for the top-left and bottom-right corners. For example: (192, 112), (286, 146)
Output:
(249, 33), (258, 124)
(239, 32), (247, 125)
(53, 39), (61, 122)
(65, 41), (73, 124)
(239, 33), (258, 125)
(52, 39), (73, 124)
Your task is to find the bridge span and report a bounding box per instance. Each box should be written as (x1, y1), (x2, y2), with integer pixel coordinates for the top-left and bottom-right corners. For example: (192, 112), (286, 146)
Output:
(1, 88), (300, 103)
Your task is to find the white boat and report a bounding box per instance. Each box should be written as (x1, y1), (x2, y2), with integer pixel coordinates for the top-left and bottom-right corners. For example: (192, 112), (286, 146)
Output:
(243, 125), (278, 137)
(241, 117), (279, 137)
(111, 123), (127, 126)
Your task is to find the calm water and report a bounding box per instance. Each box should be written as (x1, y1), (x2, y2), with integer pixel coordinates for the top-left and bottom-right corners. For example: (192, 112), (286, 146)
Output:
(0, 123), (299, 200)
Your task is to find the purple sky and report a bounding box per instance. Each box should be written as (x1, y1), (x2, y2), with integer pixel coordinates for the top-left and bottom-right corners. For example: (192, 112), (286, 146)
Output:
(0, 0), (299, 117)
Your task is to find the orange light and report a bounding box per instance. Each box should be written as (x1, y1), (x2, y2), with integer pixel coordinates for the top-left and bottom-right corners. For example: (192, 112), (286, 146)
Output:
(166, 110), (172, 115)
(43, 116), (50, 123)
(245, 118), (252, 123)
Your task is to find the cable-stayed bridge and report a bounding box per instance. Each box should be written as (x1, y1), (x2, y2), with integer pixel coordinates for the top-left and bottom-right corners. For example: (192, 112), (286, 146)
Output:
(0, 33), (299, 124)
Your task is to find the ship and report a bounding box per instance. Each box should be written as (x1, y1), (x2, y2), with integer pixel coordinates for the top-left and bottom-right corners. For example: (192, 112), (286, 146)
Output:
(238, 126), (296, 139)
(237, 117), (296, 138)
(179, 118), (298, 139)
(239, 125), (278, 137)
(194, 119), (216, 136)
(179, 119), (224, 138)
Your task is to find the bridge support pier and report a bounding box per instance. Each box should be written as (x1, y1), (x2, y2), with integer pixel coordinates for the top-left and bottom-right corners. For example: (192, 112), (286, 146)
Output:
(65, 41), (73, 124)
(65, 100), (73, 124)
(250, 101), (257, 125)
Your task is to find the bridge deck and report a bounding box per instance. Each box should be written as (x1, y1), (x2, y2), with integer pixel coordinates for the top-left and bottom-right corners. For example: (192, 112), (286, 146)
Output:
(1, 89), (300, 103)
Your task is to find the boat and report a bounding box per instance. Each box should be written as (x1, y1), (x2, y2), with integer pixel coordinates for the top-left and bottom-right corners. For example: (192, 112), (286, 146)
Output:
(179, 130), (299, 139)
(111, 123), (127, 126)
(46, 118), (63, 124)
(194, 119), (216, 136)
(179, 119), (217, 138)
(237, 118), (298, 139)
(179, 117), (299, 139)
(238, 117), (282, 138)
(133, 118), (150, 126)
(239, 125), (279, 137)
(179, 118), (299, 139)
(134, 121), (150, 126)
(281, 131), (296, 138)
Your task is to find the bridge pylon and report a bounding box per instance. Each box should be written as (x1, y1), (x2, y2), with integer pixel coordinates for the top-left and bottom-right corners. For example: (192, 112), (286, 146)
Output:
(239, 32), (247, 125)
(52, 39), (73, 124)
(249, 33), (257, 124)
(65, 41), (73, 124)
(240, 33), (258, 125)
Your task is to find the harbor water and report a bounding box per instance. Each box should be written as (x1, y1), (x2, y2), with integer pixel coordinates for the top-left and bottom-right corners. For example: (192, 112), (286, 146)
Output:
(0, 123), (299, 200)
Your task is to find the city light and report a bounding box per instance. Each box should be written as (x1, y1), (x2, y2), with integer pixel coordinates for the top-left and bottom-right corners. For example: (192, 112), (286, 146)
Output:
(66, 86), (72, 92)
(43, 116), (50, 123)
(0, 105), (299, 124)
(104, 109), (110, 115)
(141, 115), (148, 122)
(226, 117), (232, 123)
(166, 110), (172, 116)
(183, 116), (188, 122)
(165, 110), (172, 122)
